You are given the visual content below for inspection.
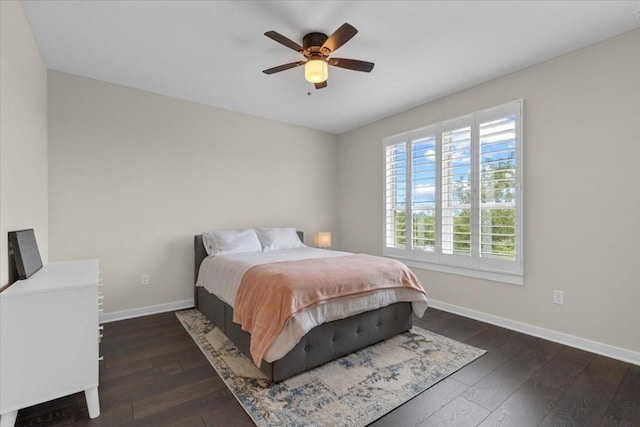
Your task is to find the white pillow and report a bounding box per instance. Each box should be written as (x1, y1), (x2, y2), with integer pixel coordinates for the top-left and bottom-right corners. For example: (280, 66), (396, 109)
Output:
(254, 227), (305, 252)
(201, 232), (219, 255)
(201, 229), (262, 256)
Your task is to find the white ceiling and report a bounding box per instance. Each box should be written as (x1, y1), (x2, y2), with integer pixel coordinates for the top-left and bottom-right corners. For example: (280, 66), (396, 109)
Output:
(21, 1), (640, 134)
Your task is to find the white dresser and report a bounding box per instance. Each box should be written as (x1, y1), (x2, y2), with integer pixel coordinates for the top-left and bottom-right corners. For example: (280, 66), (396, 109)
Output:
(0, 260), (101, 427)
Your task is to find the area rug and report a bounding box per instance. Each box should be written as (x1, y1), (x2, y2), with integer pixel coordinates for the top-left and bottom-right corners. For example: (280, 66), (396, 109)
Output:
(176, 309), (485, 426)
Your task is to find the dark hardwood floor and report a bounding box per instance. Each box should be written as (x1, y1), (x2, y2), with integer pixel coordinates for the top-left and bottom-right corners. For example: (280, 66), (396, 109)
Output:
(14, 308), (640, 426)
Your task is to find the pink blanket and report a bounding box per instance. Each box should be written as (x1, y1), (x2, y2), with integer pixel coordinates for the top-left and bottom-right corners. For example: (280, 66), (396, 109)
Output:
(233, 254), (426, 366)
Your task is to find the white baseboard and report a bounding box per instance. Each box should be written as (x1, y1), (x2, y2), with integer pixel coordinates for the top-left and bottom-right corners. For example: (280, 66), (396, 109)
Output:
(429, 299), (640, 366)
(100, 299), (194, 323)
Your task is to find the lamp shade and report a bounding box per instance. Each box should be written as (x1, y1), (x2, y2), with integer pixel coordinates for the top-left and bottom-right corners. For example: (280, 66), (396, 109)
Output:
(304, 59), (328, 83)
(314, 232), (332, 248)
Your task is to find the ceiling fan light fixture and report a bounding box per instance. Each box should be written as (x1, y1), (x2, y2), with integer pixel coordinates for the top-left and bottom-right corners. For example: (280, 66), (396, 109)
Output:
(304, 58), (328, 83)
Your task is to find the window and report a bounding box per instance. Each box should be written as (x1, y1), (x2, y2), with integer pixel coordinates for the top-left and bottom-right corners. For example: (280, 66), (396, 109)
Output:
(384, 100), (523, 284)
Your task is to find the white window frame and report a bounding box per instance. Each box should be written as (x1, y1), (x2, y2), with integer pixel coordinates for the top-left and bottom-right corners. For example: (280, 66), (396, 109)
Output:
(383, 100), (524, 285)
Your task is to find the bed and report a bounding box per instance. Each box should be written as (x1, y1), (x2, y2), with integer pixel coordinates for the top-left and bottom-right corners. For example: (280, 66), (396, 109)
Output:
(193, 229), (428, 382)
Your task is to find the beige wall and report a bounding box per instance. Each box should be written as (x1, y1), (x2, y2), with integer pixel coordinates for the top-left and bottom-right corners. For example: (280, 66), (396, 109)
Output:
(0, 1), (49, 287)
(48, 71), (339, 314)
(338, 29), (640, 353)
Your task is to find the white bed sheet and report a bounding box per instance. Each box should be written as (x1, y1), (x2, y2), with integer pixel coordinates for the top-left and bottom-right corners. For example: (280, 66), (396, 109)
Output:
(196, 247), (429, 362)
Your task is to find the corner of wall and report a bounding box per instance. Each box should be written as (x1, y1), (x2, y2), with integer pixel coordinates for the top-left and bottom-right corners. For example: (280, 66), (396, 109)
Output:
(0, 0), (49, 287)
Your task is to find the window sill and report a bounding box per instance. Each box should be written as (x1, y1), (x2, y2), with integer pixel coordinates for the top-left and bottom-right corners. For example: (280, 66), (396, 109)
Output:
(388, 257), (524, 286)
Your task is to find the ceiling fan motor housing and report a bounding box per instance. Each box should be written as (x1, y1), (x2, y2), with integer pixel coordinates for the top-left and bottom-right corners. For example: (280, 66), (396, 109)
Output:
(303, 32), (329, 56)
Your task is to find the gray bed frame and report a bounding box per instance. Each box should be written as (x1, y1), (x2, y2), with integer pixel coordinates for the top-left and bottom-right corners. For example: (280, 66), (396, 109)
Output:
(194, 232), (413, 382)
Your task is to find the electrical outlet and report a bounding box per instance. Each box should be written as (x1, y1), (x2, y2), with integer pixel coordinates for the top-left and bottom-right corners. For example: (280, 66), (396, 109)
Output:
(141, 274), (150, 286)
(553, 290), (564, 305)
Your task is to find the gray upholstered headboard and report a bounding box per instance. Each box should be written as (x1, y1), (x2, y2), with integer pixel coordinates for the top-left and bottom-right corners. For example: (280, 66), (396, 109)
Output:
(194, 234), (207, 284)
(193, 231), (304, 285)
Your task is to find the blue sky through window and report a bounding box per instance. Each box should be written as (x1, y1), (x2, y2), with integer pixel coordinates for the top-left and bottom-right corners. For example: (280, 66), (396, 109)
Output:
(390, 114), (516, 209)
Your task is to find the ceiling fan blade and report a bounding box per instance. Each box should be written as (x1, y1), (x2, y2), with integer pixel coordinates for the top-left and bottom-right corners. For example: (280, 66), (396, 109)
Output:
(264, 31), (303, 52)
(263, 61), (305, 75)
(328, 58), (375, 72)
(315, 81), (327, 89)
(321, 23), (357, 53)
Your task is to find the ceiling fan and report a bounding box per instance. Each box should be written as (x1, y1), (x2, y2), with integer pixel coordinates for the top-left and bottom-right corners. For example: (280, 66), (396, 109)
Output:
(262, 23), (375, 89)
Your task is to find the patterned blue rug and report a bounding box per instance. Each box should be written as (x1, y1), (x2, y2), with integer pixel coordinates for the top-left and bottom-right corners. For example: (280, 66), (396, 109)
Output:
(177, 309), (485, 427)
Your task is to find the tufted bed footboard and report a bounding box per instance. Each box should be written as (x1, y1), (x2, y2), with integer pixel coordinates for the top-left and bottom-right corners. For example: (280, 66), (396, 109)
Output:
(196, 287), (412, 381)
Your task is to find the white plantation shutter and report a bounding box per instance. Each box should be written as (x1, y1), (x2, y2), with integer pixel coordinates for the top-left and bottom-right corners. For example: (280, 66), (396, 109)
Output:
(383, 100), (523, 283)
(479, 116), (517, 261)
(384, 141), (407, 251)
(411, 135), (437, 253)
(441, 126), (472, 258)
